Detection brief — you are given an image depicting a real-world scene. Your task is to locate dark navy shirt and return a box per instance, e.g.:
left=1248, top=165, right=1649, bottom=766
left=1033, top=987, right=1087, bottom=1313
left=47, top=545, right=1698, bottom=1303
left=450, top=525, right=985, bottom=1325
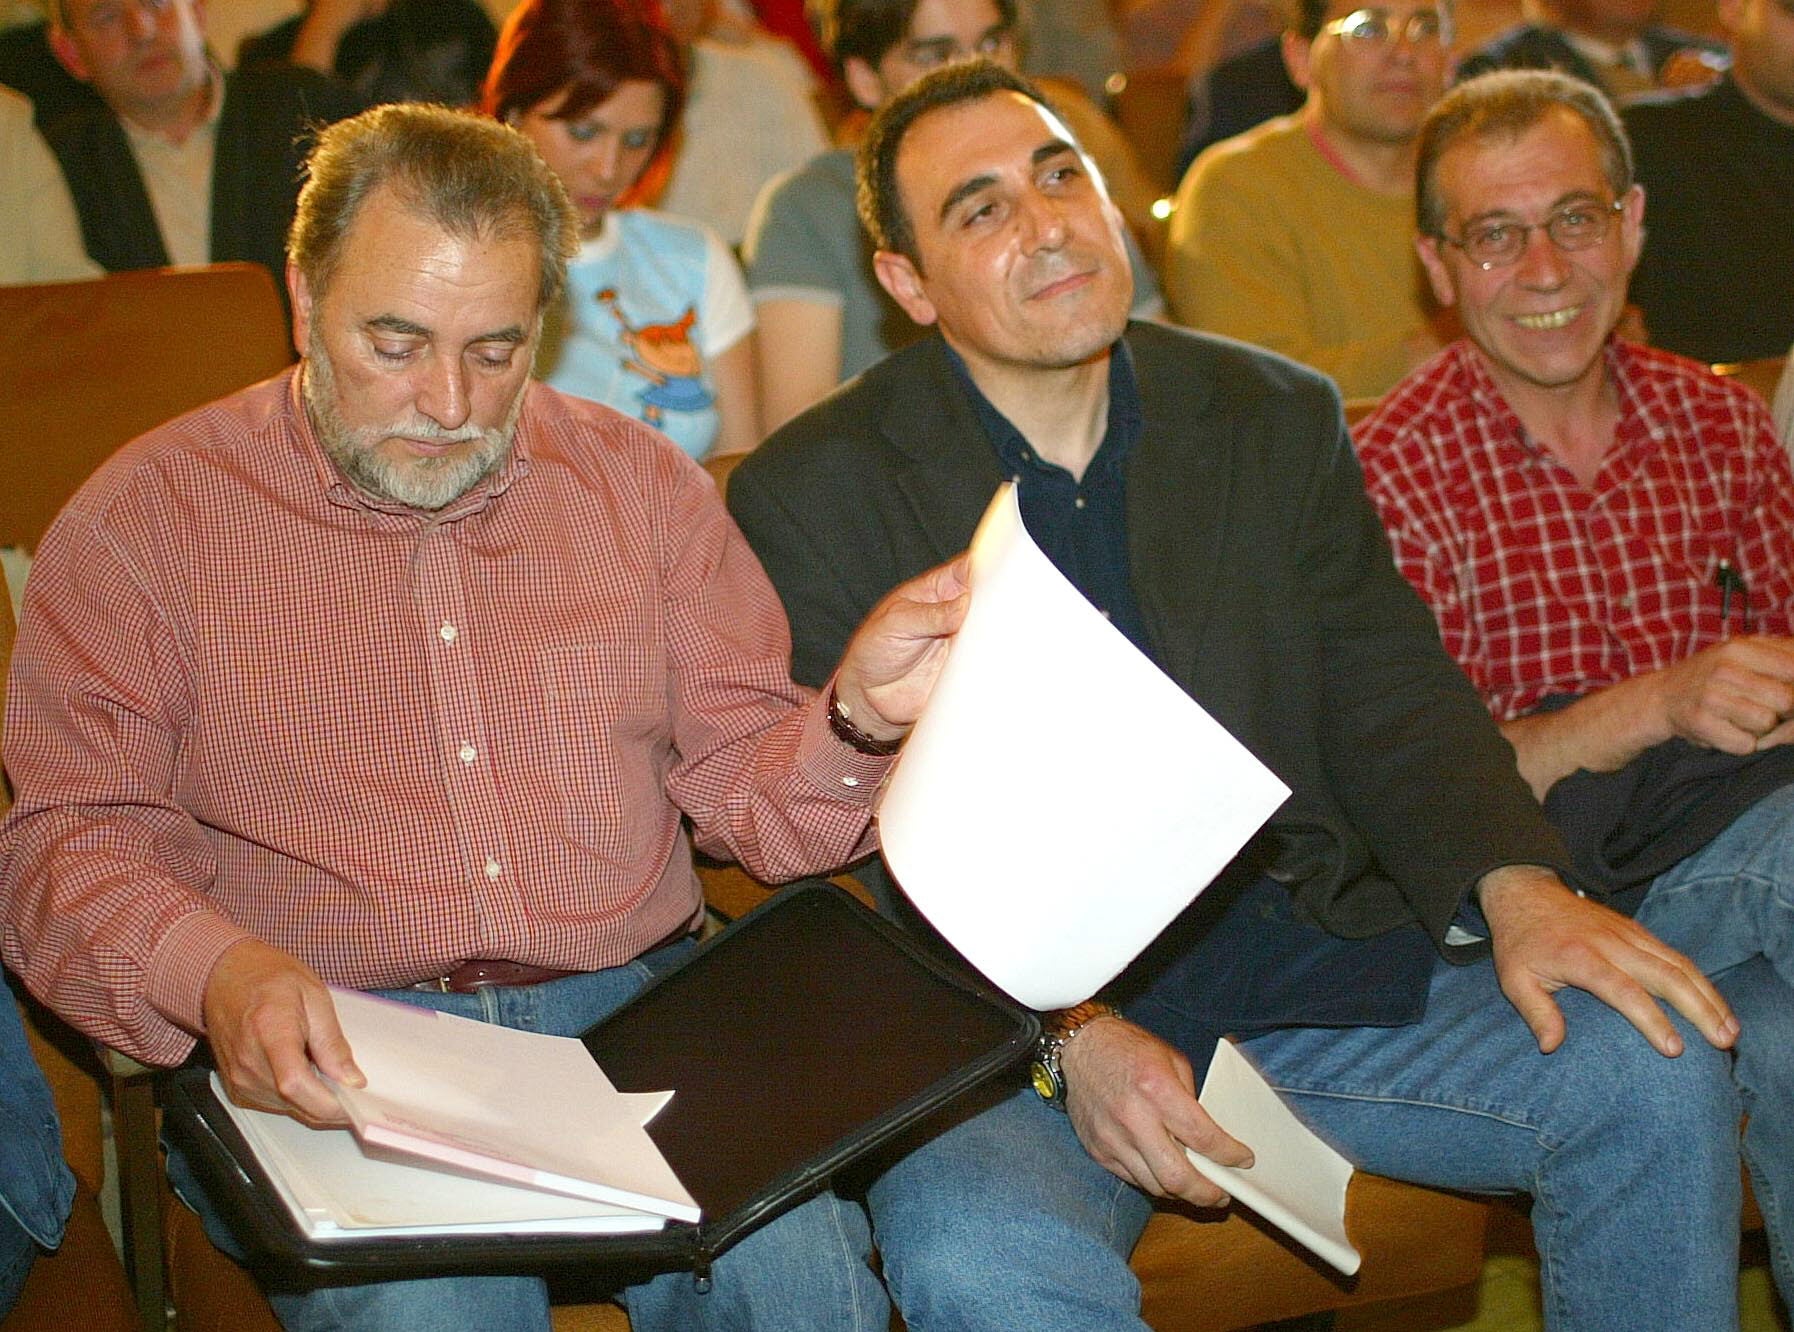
left=944, top=340, right=1149, bottom=654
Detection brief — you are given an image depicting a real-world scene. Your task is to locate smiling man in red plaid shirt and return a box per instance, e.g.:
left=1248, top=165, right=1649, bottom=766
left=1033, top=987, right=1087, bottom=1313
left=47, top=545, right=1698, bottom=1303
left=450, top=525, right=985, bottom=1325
left=0, top=102, right=967, bottom=1332
left=1355, top=68, right=1794, bottom=1308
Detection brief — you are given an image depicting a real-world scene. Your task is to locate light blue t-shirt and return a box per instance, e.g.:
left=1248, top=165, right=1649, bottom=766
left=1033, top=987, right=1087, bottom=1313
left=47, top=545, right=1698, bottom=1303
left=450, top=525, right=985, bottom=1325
left=537, top=209, right=754, bottom=460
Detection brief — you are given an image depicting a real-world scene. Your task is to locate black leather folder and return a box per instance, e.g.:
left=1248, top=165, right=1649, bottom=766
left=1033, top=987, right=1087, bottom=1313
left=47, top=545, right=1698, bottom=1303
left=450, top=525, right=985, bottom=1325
left=161, top=881, right=1038, bottom=1280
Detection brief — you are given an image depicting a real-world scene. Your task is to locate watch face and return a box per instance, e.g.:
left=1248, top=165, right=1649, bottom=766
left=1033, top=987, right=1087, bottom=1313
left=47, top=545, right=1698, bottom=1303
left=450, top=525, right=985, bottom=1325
left=1030, top=1059, right=1062, bottom=1103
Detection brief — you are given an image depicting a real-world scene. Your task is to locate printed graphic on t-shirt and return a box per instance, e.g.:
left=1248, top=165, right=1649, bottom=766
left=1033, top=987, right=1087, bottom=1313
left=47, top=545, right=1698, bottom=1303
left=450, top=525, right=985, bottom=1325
left=597, top=288, right=714, bottom=429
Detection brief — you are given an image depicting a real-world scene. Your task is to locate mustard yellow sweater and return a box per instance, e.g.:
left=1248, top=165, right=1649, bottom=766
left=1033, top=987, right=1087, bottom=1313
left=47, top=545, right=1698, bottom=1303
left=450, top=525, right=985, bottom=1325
left=1165, top=115, right=1434, bottom=401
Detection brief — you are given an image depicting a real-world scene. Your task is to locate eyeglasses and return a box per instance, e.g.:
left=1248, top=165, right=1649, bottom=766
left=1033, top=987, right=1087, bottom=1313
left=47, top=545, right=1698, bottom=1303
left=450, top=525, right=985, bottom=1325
left=1438, top=198, right=1626, bottom=270
left=1320, top=7, right=1445, bottom=44
left=73, top=0, right=173, bottom=34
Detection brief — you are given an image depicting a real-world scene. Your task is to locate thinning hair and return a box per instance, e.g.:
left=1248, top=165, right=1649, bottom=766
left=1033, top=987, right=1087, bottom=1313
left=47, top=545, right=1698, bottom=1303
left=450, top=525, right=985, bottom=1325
left=288, top=102, right=579, bottom=311
left=856, top=58, right=1054, bottom=262
left=1416, top=68, right=1633, bottom=237
left=821, top=0, right=1017, bottom=73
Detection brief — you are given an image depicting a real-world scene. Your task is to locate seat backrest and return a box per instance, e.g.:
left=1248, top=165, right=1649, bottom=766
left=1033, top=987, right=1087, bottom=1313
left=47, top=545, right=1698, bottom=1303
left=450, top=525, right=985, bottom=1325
left=0, top=263, right=294, bottom=550
left=1711, top=356, right=1787, bottom=406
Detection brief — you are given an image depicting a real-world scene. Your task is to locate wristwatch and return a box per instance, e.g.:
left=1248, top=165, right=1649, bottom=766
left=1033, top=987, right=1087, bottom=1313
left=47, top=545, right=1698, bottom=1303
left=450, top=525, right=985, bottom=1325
left=1030, top=1000, right=1119, bottom=1109
left=825, top=684, right=903, bottom=756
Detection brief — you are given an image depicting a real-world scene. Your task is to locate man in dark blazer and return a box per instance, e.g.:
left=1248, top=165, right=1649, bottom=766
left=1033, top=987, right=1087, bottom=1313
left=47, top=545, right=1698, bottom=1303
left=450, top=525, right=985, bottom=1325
left=1454, top=0, right=1723, bottom=100
left=38, top=0, right=361, bottom=284
left=728, top=60, right=1749, bottom=1331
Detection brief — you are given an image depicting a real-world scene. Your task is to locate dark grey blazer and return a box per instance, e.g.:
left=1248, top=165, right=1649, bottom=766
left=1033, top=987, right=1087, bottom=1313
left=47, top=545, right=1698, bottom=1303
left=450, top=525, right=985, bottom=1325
left=730, top=325, right=1569, bottom=1039
left=1454, top=22, right=1722, bottom=94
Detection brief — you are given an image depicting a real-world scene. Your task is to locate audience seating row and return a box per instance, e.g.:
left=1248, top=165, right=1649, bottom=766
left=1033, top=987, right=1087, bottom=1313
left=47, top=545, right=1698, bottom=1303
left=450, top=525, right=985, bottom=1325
left=7, top=263, right=1778, bottom=1332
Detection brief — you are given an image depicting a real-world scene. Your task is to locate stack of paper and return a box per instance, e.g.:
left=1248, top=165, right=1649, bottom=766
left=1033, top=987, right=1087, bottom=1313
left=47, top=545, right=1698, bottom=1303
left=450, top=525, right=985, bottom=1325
left=213, top=988, right=696, bottom=1240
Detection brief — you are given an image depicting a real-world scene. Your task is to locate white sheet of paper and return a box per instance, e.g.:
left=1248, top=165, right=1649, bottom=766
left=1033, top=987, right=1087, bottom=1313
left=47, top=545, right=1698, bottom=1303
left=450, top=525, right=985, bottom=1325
left=876, top=485, right=1291, bottom=1009
left=1188, top=1039, right=1360, bottom=1275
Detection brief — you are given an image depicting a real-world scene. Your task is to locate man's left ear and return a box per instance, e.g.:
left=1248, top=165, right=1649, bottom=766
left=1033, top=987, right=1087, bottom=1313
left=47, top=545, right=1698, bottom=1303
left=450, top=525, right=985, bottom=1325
left=1415, top=233, right=1457, bottom=309
left=1282, top=30, right=1314, bottom=91
left=286, top=260, right=313, bottom=352
left=1619, top=182, right=1646, bottom=270
left=872, top=250, right=938, bottom=328
left=47, top=21, right=92, bottom=82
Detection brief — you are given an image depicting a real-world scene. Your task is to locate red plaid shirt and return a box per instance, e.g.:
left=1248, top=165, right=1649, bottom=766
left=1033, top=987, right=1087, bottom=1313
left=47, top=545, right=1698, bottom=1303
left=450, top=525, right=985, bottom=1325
left=1, top=372, right=888, bottom=1065
left=1353, top=340, right=1794, bottom=721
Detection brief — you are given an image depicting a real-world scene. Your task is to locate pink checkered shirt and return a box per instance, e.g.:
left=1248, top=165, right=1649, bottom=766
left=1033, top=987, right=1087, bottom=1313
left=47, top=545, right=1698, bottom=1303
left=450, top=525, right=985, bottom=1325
left=1, top=372, right=888, bottom=1065
left=1352, top=340, right=1794, bottom=721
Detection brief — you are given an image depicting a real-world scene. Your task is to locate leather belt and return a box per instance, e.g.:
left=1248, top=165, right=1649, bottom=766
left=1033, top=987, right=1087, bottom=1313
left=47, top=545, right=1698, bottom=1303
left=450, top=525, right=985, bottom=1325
left=407, top=923, right=698, bottom=995
left=408, top=960, right=579, bottom=994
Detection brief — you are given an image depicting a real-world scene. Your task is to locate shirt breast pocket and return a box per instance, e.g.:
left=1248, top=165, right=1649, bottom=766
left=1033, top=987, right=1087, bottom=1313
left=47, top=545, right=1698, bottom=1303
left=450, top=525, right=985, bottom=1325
left=539, top=639, right=672, bottom=863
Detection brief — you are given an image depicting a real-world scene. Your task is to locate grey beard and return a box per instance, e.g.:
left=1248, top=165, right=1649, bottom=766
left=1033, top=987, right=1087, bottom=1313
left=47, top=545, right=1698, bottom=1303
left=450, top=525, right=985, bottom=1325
left=303, top=336, right=520, bottom=511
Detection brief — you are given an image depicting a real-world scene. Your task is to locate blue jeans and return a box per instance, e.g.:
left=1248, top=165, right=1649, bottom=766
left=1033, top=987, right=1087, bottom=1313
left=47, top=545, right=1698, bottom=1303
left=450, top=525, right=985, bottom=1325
left=167, top=946, right=889, bottom=1332
left=869, top=949, right=1743, bottom=1332
left=0, top=1210, right=35, bottom=1320
left=1630, top=781, right=1794, bottom=1308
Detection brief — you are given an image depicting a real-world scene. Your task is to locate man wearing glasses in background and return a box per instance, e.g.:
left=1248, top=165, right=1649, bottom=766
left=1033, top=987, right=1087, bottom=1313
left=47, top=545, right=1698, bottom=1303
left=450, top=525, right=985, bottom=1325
left=1356, top=68, right=1794, bottom=1312
left=1164, top=0, right=1456, bottom=399
left=31, top=0, right=360, bottom=285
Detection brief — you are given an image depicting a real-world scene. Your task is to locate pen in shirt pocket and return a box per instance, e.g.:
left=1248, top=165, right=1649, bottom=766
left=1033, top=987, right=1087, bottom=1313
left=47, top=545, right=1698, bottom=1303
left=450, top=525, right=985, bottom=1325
left=1716, top=558, right=1752, bottom=633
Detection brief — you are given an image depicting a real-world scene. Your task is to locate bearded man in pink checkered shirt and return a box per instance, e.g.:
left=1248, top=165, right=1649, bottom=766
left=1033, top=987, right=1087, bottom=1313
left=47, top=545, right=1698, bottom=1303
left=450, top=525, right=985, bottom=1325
left=1355, top=68, right=1794, bottom=1308
left=0, top=102, right=968, bottom=1332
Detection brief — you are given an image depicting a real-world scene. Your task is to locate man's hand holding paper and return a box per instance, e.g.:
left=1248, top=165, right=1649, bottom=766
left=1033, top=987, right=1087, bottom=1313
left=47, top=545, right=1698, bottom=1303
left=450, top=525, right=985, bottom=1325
left=832, top=555, right=972, bottom=742
left=1061, top=1017, right=1251, bottom=1209
left=203, top=937, right=363, bottom=1129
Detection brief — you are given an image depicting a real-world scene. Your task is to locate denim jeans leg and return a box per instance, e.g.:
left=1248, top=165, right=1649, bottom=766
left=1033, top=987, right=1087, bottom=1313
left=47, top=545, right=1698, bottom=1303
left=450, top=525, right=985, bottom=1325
left=865, top=1084, right=1156, bottom=1332
left=1707, top=955, right=1794, bottom=1308
left=1631, top=782, right=1794, bottom=1308
left=262, top=1271, right=550, bottom=1332
left=621, top=1188, right=885, bottom=1332
left=0, top=1211, right=35, bottom=1321
left=1242, top=954, right=1742, bottom=1332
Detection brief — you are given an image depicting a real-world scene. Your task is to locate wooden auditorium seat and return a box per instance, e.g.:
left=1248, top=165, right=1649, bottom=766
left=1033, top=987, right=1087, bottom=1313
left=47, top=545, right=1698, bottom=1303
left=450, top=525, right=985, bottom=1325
left=1712, top=356, right=1788, bottom=406
left=0, top=263, right=293, bottom=551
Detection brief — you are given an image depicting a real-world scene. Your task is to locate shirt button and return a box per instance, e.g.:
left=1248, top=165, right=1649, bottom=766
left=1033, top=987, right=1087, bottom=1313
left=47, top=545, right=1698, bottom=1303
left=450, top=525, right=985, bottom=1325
left=484, top=858, right=502, bottom=880
left=459, top=742, right=477, bottom=765
left=1618, top=594, right=1636, bottom=610
left=439, top=622, right=458, bottom=643
left=841, top=776, right=860, bottom=788
left=1074, top=496, right=1086, bottom=510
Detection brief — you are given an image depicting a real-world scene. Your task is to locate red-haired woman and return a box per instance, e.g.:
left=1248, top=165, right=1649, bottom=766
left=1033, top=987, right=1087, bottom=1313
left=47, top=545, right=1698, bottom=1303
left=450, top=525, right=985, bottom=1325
left=483, top=0, right=760, bottom=458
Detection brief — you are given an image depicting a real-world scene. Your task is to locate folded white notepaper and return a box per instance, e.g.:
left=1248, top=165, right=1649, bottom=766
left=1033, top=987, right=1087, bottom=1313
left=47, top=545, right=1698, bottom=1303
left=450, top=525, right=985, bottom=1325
left=210, top=987, right=699, bottom=1239
left=876, top=485, right=1291, bottom=1010
left=1189, top=1039, right=1360, bottom=1275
